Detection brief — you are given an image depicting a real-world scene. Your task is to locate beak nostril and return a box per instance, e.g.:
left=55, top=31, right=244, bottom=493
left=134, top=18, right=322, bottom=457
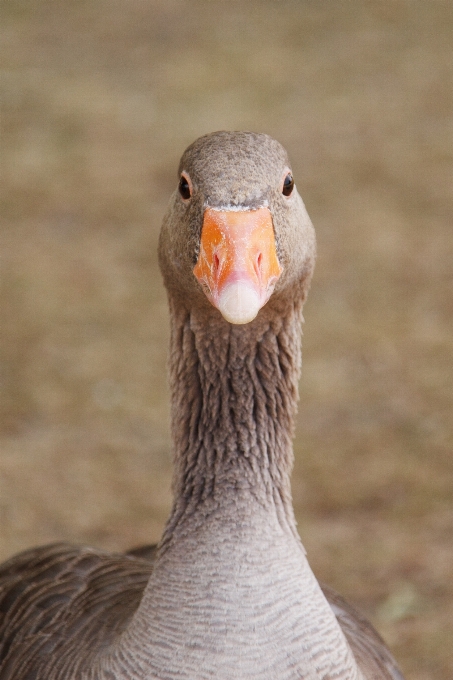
left=257, top=253, right=263, bottom=271
left=213, top=253, right=220, bottom=273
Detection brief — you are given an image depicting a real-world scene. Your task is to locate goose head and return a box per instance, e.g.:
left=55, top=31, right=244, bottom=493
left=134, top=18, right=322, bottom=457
left=159, top=131, right=316, bottom=324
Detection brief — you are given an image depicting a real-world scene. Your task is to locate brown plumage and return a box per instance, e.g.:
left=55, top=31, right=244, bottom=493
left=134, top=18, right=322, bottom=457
left=0, top=132, right=405, bottom=680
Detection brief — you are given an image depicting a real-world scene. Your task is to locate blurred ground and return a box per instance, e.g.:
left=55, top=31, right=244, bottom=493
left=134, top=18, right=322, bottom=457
left=1, top=1, right=452, bottom=677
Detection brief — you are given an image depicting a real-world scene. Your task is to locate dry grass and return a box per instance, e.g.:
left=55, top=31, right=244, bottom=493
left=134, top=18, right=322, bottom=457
left=1, top=1, right=452, bottom=677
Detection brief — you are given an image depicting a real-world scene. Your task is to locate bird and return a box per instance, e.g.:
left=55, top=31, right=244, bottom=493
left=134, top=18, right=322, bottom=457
left=0, top=131, right=405, bottom=680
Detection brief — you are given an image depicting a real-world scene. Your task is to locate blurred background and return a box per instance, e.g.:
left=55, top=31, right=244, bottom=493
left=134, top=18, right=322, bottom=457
left=1, top=1, right=452, bottom=677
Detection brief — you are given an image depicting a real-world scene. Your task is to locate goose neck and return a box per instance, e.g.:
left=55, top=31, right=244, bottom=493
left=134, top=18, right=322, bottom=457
left=161, top=298, right=304, bottom=548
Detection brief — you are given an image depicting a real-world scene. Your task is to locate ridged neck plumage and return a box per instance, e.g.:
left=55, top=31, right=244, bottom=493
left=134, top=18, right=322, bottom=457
left=159, top=292, right=304, bottom=553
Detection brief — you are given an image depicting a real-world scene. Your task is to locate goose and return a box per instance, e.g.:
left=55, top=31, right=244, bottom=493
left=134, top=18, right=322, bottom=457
left=0, top=131, right=405, bottom=680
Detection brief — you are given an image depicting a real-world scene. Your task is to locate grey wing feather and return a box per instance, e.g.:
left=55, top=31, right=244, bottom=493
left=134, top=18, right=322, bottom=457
left=0, top=543, right=153, bottom=680
left=126, top=544, right=158, bottom=561
left=321, top=583, right=405, bottom=680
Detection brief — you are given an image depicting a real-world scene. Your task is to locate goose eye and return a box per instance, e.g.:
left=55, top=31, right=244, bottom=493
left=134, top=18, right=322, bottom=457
left=282, top=173, right=294, bottom=196
left=282, top=173, right=294, bottom=197
left=179, top=175, right=191, bottom=200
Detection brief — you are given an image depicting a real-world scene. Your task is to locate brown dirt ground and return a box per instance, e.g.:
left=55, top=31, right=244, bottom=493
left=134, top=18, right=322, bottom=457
left=1, top=1, right=452, bottom=677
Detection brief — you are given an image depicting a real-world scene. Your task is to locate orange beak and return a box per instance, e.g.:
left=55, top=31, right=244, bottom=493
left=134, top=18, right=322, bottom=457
left=193, top=207, right=283, bottom=324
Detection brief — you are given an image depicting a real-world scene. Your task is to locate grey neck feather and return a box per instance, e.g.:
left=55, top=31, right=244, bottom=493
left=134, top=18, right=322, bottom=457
left=98, top=294, right=363, bottom=680
left=160, top=296, right=303, bottom=549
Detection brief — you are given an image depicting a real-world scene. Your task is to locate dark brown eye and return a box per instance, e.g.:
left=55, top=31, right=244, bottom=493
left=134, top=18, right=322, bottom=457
left=179, top=174, right=191, bottom=200
left=282, top=173, right=294, bottom=197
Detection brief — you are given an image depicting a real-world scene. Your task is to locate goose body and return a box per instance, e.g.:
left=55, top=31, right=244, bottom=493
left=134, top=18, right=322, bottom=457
left=0, top=132, right=405, bottom=680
